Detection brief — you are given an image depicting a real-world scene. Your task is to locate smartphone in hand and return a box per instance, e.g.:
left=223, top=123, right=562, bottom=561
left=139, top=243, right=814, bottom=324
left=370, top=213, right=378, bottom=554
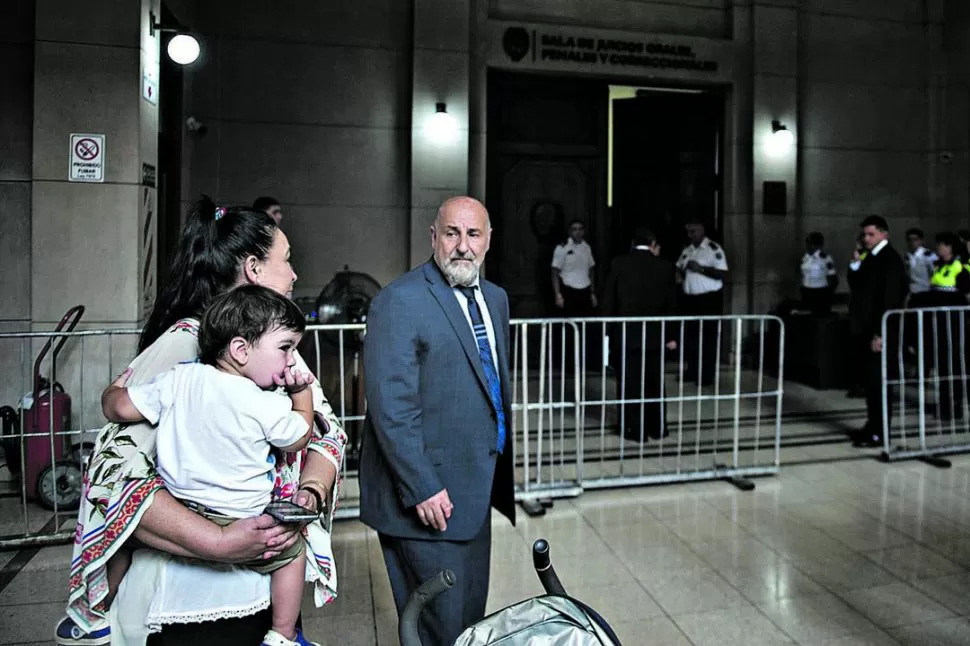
left=264, top=499, right=320, bottom=526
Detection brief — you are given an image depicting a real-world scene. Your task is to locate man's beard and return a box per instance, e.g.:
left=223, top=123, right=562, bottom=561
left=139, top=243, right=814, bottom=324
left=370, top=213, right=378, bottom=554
left=439, top=254, right=480, bottom=286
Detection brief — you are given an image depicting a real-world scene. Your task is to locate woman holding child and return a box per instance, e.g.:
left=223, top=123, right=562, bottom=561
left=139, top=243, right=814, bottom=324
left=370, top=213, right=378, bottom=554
left=56, top=197, right=347, bottom=646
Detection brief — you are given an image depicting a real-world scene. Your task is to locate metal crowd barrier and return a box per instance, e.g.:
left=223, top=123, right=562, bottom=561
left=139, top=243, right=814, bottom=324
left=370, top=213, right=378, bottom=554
left=0, top=326, right=141, bottom=548
left=570, top=316, right=784, bottom=494
left=881, top=306, right=970, bottom=464
left=0, top=315, right=784, bottom=549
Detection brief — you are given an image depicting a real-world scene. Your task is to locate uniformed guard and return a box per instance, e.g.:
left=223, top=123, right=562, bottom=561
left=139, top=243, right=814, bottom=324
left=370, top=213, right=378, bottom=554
left=800, top=232, right=838, bottom=315
left=925, top=232, right=970, bottom=422
left=904, top=227, right=937, bottom=308
left=676, top=217, right=728, bottom=386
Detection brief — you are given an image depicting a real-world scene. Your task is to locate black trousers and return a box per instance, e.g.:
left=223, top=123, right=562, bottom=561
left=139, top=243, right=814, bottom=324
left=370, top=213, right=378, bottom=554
left=379, top=519, right=492, bottom=646
left=559, top=285, right=598, bottom=367
left=847, top=334, right=870, bottom=392
left=147, top=609, right=281, bottom=646
left=682, top=291, right=723, bottom=385
left=615, top=348, right=667, bottom=440
left=863, top=338, right=896, bottom=439
left=800, top=286, right=832, bottom=316
left=560, top=285, right=594, bottom=318
left=930, top=309, right=967, bottom=421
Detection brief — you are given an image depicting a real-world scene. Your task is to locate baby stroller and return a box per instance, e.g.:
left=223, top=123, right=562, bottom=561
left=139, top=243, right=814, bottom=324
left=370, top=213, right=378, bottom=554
left=399, top=539, right=622, bottom=646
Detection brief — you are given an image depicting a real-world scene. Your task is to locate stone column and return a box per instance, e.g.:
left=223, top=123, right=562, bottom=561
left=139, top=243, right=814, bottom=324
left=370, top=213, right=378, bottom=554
left=750, top=0, right=800, bottom=314
left=31, top=0, right=160, bottom=329
left=409, top=0, right=472, bottom=267
left=30, top=0, right=160, bottom=423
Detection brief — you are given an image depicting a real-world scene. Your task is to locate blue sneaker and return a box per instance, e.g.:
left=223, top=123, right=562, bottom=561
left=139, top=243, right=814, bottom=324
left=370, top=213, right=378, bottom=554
left=261, top=629, right=320, bottom=646
left=54, top=616, right=111, bottom=646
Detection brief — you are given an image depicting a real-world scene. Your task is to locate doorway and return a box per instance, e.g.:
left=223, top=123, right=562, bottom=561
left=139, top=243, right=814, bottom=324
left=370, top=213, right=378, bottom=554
left=610, top=87, right=724, bottom=266
left=485, top=72, right=724, bottom=318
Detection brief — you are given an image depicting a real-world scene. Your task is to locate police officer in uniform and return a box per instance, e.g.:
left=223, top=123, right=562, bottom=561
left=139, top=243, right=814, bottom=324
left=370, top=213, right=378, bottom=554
left=925, top=232, right=970, bottom=422
left=904, top=228, right=937, bottom=307
left=676, top=217, right=728, bottom=386
left=800, top=232, right=838, bottom=316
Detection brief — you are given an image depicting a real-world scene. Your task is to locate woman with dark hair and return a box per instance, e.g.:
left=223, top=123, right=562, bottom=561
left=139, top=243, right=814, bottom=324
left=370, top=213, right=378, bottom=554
left=57, top=197, right=346, bottom=646
left=924, top=231, right=970, bottom=422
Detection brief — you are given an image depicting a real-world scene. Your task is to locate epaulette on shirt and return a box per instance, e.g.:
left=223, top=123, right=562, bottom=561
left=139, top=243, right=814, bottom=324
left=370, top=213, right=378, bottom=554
left=708, top=241, right=720, bottom=251
left=819, top=251, right=828, bottom=259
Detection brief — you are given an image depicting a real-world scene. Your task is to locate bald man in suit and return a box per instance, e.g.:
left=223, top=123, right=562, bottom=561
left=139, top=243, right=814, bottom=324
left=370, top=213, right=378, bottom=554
left=359, top=197, right=515, bottom=644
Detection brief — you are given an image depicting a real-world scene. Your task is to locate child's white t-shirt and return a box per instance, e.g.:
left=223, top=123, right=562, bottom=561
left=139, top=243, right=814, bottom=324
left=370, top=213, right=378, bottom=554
left=126, top=362, right=309, bottom=518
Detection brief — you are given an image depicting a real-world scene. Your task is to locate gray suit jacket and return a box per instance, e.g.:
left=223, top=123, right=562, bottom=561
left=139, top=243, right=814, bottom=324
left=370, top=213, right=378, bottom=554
left=359, top=260, right=516, bottom=541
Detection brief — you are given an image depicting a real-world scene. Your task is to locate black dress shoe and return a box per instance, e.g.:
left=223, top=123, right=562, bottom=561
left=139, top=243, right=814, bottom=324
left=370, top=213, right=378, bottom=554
left=851, top=431, right=883, bottom=448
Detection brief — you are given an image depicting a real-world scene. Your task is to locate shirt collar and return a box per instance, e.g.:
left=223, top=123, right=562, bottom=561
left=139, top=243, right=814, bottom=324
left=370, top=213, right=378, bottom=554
left=692, top=236, right=710, bottom=249
left=871, top=239, right=889, bottom=256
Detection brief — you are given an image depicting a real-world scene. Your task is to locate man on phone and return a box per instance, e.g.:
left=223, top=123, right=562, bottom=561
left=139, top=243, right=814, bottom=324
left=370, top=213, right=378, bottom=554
left=847, top=215, right=907, bottom=447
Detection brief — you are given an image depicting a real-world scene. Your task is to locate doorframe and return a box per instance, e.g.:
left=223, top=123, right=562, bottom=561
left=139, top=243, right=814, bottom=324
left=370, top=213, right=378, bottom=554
left=478, top=69, right=737, bottom=312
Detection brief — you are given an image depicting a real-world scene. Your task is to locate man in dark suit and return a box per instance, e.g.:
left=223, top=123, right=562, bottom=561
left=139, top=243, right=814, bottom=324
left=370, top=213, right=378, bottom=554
left=602, top=228, right=679, bottom=441
left=847, top=214, right=907, bottom=447
left=359, top=196, right=515, bottom=644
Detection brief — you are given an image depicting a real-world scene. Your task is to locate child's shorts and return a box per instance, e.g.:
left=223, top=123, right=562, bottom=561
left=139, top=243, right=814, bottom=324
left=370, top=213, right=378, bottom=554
left=180, top=499, right=306, bottom=575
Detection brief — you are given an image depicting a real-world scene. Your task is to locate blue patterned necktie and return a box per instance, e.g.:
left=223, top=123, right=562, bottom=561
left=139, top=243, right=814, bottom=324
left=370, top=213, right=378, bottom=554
left=458, top=286, right=506, bottom=453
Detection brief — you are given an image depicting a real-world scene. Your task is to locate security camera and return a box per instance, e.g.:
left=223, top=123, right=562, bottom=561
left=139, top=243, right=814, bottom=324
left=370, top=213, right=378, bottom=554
left=186, top=116, right=207, bottom=136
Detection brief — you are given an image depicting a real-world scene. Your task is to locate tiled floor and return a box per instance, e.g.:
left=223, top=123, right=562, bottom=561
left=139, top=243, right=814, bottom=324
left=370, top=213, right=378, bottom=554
left=5, top=455, right=970, bottom=644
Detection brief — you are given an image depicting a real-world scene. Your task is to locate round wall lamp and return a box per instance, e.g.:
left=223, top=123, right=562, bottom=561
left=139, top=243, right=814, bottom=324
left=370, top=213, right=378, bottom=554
left=766, top=120, right=795, bottom=157
left=150, top=10, right=201, bottom=65
left=425, top=102, right=459, bottom=145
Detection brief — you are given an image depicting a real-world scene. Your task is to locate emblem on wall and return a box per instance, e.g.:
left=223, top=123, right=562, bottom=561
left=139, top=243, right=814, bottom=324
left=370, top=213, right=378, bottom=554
left=503, top=27, right=530, bottom=62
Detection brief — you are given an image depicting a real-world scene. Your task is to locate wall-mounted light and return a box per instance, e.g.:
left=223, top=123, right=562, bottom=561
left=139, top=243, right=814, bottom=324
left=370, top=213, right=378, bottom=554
left=150, top=10, right=200, bottom=65
left=765, top=120, right=795, bottom=158
left=425, top=102, right=458, bottom=145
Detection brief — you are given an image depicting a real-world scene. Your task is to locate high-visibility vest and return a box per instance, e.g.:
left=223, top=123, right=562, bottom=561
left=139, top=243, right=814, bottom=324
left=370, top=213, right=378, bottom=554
left=931, top=259, right=964, bottom=291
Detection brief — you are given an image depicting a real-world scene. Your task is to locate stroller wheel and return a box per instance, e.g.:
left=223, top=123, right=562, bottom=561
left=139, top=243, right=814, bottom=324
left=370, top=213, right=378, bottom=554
left=37, top=460, right=83, bottom=511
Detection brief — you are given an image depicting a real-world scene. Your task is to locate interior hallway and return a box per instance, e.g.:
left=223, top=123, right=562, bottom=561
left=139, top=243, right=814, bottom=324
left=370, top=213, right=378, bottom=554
left=4, top=452, right=970, bottom=645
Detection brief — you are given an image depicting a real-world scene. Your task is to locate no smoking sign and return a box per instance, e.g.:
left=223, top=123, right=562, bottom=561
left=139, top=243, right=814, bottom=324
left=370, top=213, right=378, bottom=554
left=70, top=133, right=105, bottom=182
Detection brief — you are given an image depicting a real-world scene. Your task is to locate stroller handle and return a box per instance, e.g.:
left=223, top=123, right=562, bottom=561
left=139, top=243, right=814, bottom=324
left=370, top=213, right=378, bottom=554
left=399, top=569, right=456, bottom=646
left=532, top=538, right=567, bottom=596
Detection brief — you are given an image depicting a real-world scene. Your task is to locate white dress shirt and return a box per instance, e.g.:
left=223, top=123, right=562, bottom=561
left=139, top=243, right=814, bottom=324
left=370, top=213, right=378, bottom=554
left=851, top=239, right=889, bottom=272
left=450, top=276, right=499, bottom=369
left=551, top=239, right=596, bottom=290
left=906, top=246, right=937, bottom=294
left=801, top=250, right=837, bottom=289
left=677, top=237, right=729, bottom=295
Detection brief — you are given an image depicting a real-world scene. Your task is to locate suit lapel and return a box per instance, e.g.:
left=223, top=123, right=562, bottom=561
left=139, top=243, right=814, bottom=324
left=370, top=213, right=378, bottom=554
left=423, top=262, right=490, bottom=394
